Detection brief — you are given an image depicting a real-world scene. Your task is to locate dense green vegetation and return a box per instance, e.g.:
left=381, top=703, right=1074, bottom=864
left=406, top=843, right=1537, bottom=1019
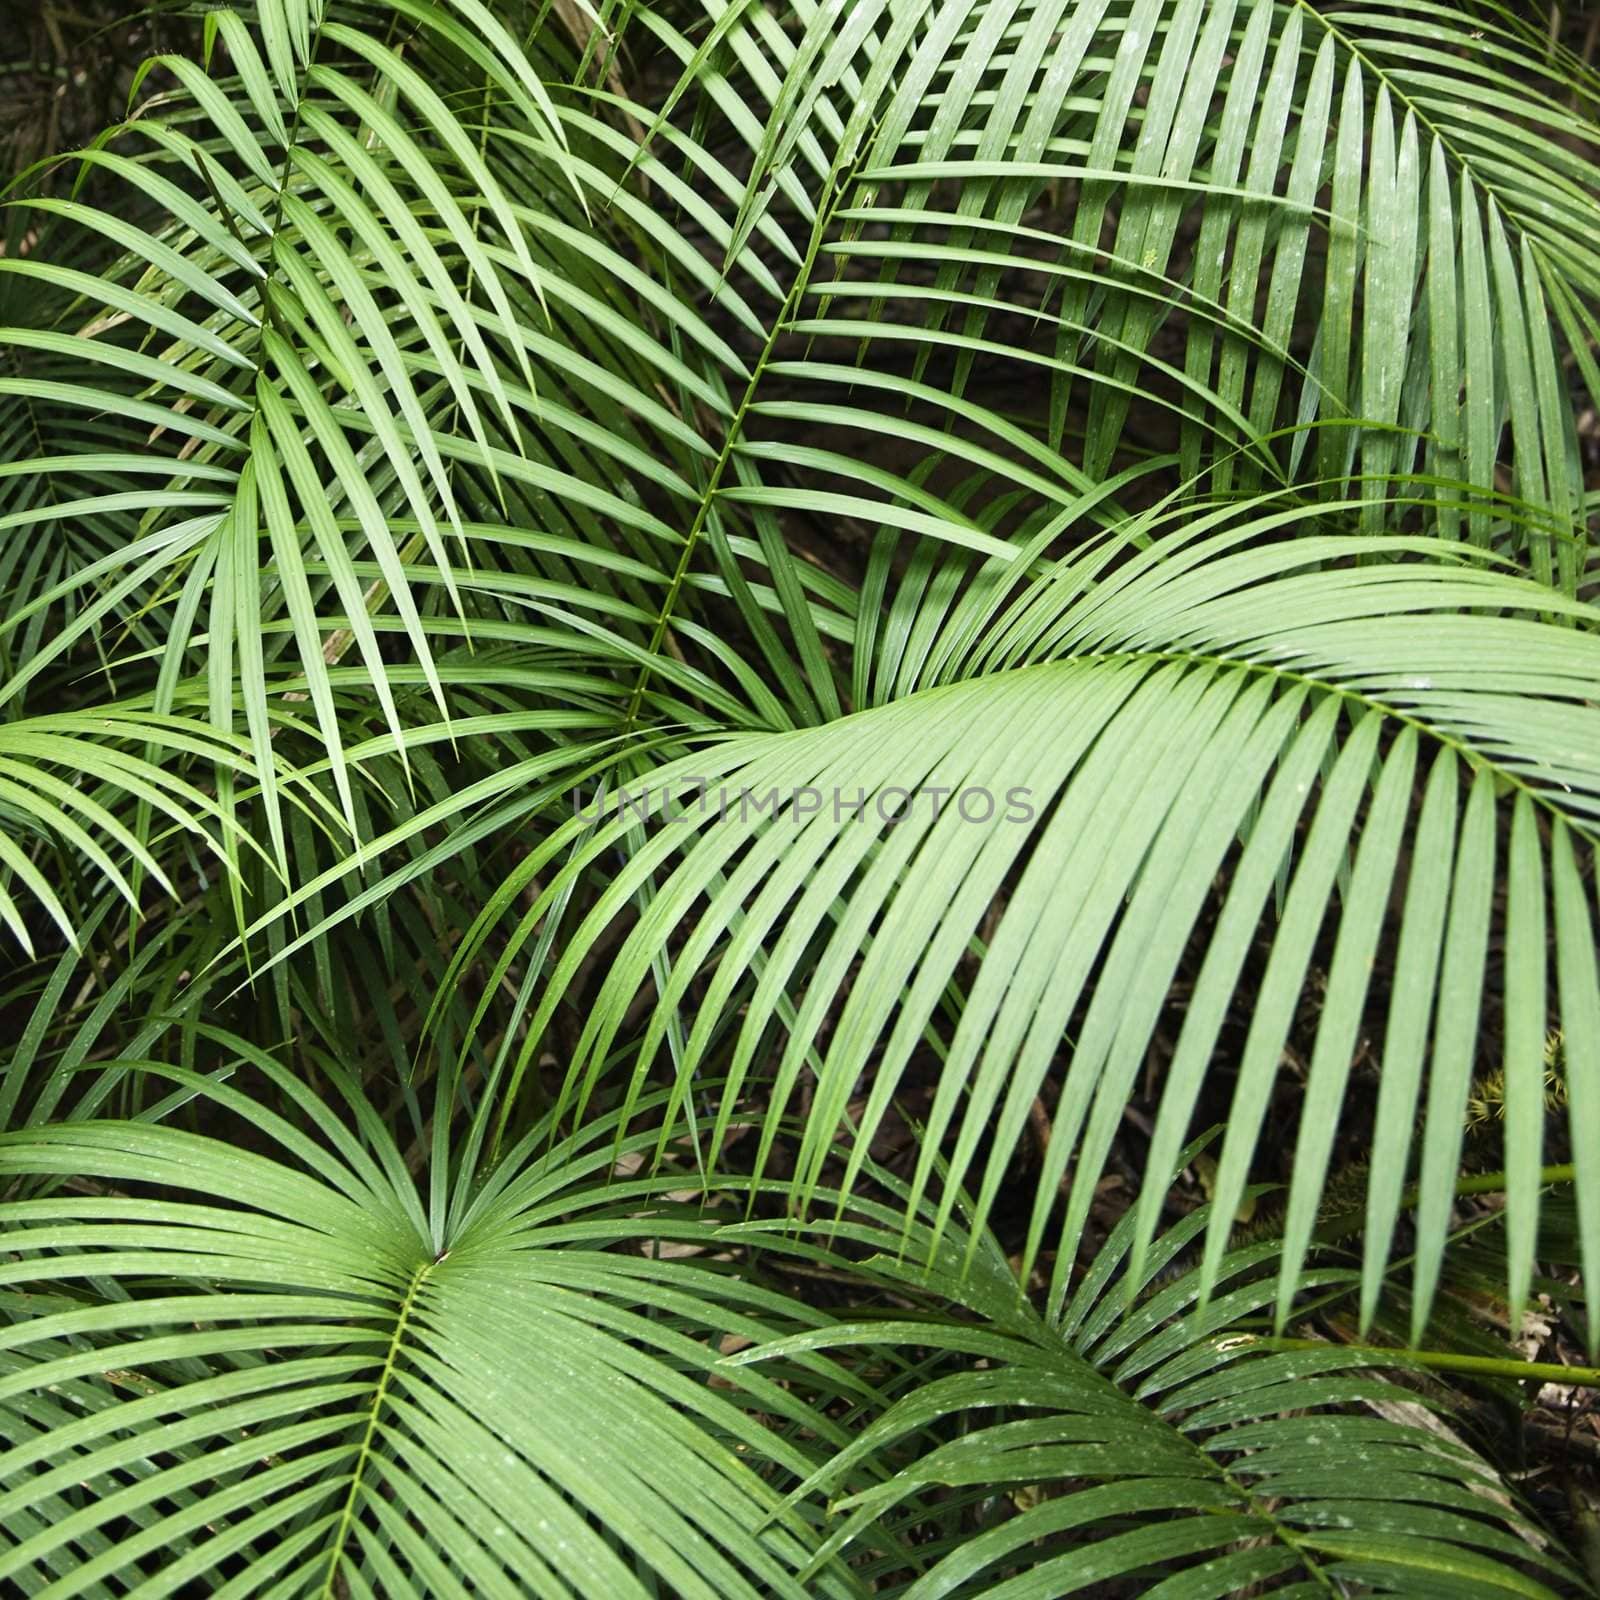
left=2, top=0, right=1599, bottom=1592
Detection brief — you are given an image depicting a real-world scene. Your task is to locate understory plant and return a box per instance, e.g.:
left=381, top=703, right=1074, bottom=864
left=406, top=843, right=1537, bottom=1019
left=1, top=0, right=1599, bottom=1592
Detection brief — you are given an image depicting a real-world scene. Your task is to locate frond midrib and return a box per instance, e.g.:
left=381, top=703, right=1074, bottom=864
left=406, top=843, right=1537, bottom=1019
left=619, top=124, right=873, bottom=731
left=317, top=1250, right=434, bottom=1598
left=944, top=639, right=1600, bottom=841
left=1295, top=0, right=1589, bottom=268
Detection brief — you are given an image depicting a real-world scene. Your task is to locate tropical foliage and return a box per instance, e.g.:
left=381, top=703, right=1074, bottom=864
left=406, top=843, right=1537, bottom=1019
left=1, top=0, right=1598, bottom=1591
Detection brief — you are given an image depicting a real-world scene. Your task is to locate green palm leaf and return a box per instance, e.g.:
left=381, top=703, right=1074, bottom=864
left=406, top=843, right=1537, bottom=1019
left=0, top=1069, right=869, bottom=1598
left=725, top=1164, right=1581, bottom=1598
left=0, top=709, right=257, bottom=954
left=443, top=517, right=1600, bottom=1336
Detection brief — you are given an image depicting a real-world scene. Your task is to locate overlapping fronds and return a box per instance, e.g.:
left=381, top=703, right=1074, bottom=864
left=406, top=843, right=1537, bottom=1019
left=0, top=0, right=1597, bottom=1588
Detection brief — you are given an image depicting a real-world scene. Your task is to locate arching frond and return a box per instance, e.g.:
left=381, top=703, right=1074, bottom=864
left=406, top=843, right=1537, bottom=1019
left=443, top=520, right=1600, bottom=1337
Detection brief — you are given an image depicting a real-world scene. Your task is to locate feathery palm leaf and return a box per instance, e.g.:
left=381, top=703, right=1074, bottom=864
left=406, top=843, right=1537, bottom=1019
left=430, top=516, right=1600, bottom=1340
left=726, top=1166, right=1583, bottom=1598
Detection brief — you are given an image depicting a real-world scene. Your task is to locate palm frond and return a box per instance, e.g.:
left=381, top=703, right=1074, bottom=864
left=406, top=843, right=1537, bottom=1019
left=437, top=516, right=1600, bottom=1335
left=0, top=1069, right=870, bottom=1598
left=728, top=1166, right=1580, bottom=1599
left=647, top=0, right=1599, bottom=584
